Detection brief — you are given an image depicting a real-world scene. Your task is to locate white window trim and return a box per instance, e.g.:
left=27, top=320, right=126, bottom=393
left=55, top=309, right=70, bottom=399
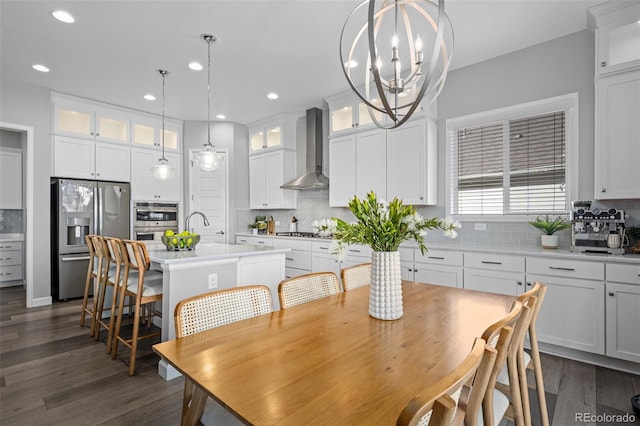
left=445, top=92, right=579, bottom=222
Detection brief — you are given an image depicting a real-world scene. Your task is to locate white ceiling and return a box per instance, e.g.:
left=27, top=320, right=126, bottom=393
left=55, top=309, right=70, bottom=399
left=1, top=0, right=600, bottom=125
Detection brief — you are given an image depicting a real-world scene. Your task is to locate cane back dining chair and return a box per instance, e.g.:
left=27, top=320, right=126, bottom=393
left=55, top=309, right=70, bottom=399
left=397, top=337, right=496, bottom=426
left=174, top=285, right=273, bottom=426
left=341, top=262, right=371, bottom=291
left=496, top=281, right=549, bottom=426
left=111, top=239, right=163, bottom=376
left=277, top=271, right=340, bottom=309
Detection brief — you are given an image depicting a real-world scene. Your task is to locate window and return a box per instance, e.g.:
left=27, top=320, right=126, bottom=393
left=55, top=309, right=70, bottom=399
left=447, top=94, right=578, bottom=219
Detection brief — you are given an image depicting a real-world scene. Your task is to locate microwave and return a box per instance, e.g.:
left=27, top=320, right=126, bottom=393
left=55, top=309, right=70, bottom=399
left=133, top=202, right=179, bottom=240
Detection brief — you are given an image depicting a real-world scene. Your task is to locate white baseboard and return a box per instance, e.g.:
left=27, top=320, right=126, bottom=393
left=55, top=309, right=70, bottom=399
left=538, top=342, right=640, bottom=375
left=30, top=296, right=52, bottom=307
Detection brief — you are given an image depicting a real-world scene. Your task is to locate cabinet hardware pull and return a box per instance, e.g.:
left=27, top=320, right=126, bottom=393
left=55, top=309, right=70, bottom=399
left=0, top=272, right=11, bottom=276
left=549, top=266, right=575, bottom=271
left=517, top=281, right=523, bottom=285
left=348, top=249, right=361, bottom=253
left=319, top=247, right=328, bottom=250
left=608, top=291, right=614, bottom=296
left=481, top=261, right=502, bottom=265
left=408, top=268, right=413, bottom=272
left=601, top=187, right=606, bottom=192
left=0, top=258, right=10, bottom=261
left=428, top=256, right=445, bottom=260
left=285, top=257, right=294, bottom=261
left=601, top=61, right=607, bottom=67
left=257, top=241, right=265, bottom=244
left=527, top=282, right=532, bottom=286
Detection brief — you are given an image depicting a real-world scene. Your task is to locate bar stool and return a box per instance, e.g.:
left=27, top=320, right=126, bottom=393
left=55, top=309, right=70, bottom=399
left=79, top=234, right=98, bottom=332
left=111, top=239, right=163, bottom=376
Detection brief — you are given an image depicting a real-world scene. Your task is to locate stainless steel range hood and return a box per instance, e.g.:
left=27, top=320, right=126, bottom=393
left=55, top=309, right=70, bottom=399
left=280, top=108, right=329, bottom=190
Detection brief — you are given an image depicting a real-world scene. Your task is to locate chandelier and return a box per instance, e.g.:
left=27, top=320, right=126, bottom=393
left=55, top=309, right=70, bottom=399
left=340, top=0, right=454, bottom=129
left=194, top=34, right=224, bottom=172
left=151, top=69, right=176, bottom=181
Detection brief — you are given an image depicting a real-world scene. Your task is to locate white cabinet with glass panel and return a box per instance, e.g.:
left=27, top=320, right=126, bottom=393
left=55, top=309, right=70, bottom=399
left=589, top=2, right=640, bottom=77
left=52, top=94, right=130, bottom=144
left=248, top=114, right=296, bottom=153
left=53, top=136, right=130, bottom=182
left=131, top=114, right=181, bottom=152
left=326, top=91, right=386, bottom=136
left=130, top=148, right=181, bottom=201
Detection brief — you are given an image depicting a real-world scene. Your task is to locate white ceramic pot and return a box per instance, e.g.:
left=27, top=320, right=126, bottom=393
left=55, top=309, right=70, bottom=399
left=252, top=228, right=258, bottom=235
left=369, top=251, right=403, bottom=320
left=541, top=234, right=558, bottom=249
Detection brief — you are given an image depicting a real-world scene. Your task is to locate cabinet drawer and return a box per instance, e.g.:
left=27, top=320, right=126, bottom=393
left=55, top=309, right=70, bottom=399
left=235, top=236, right=273, bottom=247
left=527, top=257, right=604, bottom=280
left=0, top=242, right=22, bottom=251
left=607, top=263, right=640, bottom=285
left=399, top=247, right=414, bottom=262
left=312, top=240, right=337, bottom=253
left=284, top=250, right=312, bottom=270
left=0, top=249, right=22, bottom=267
left=285, top=266, right=311, bottom=280
left=272, top=238, right=313, bottom=251
left=416, top=250, right=463, bottom=267
left=464, top=252, right=525, bottom=273
left=0, top=265, right=23, bottom=282
left=344, top=244, right=372, bottom=258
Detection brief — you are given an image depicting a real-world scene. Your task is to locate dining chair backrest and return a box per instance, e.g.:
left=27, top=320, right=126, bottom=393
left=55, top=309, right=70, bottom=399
left=397, top=337, right=493, bottom=426
left=277, top=272, right=340, bottom=309
left=341, top=263, right=371, bottom=291
left=175, top=285, right=273, bottom=338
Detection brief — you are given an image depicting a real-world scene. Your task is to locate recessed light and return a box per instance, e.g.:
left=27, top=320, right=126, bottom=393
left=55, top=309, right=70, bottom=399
left=32, top=64, right=50, bottom=73
left=267, top=92, right=279, bottom=100
left=51, top=10, right=75, bottom=23
left=345, top=60, right=358, bottom=68
left=216, top=114, right=226, bottom=119
left=144, top=94, right=156, bottom=101
left=188, top=62, right=203, bottom=71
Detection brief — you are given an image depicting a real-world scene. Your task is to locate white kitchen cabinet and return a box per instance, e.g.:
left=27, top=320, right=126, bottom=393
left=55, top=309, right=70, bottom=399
left=325, top=91, right=385, bottom=136
left=329, top=134, right=356, bottom=207
left=413, top=249, right=463, bottom=288
left=594, top=69, right=640, bottom=200
left=0, top=241, right=23, bottom=285
left=54, top=136, right=130, bottom=182
left=235, top=235, right=273, bottom=248
left=463, top=252, right=525, bottom=296
left=248, top=114, right=296, bottom=153
left=131, top=115, right=181, bottom=152
left=249, top=150, right=297, bottom=209
left=130, top=148, right=180, bottom=201
left=0, top=148, right=22, bottom=209
left=605, top=263, right=640, bottom=363
left=590, top=1, right=640, bottom=77
left=53, top=97, right=130, bottom=144
left=272, top=238, right=313, bottom=279
left=311, top=240, right=341, bottom=277
left=387, top=118, right=437, bottom=205
left=527, top=257, right=605, bottom=355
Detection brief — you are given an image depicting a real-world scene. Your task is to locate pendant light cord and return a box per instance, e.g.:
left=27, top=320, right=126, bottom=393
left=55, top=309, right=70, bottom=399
left=207, top=37, right=212, bottom=145
left=161, top=70, right=166, bottom=159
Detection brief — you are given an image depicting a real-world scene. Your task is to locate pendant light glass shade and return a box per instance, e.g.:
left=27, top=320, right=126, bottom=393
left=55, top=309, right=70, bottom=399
left=340, top=0, right=454, bottom=129
left=195, top=34, right=223, bottom=172
left=151, top=69, right=175, bottom=181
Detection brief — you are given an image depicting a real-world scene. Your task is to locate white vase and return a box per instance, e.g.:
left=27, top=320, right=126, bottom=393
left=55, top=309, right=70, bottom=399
left=369, top=251, right=403, bottom=320
left=541, top=234, right=558, bottom=249
left=252, top=228, right=258, bottom=235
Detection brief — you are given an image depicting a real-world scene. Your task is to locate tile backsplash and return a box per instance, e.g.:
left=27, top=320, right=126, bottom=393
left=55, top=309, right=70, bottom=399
left=0, top=209, right=23, bottom=233
left=236, top=191, right=640, bottom=250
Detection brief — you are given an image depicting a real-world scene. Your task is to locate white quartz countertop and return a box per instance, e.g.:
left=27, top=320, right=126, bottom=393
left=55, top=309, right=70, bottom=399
left=148, top=242, right=290, bottom=265
left=0, top=233, right=24, bottom=243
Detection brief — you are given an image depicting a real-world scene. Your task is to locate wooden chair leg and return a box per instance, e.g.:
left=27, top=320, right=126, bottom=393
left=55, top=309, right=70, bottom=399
left=517, top=345, right=532, bottom=426
left=105, top=283, right=120, bottom=354
left=111, top=284, right=128, bottom=359
left=128, top=301, right=142, bottom=376
left=530, top=330, right=549, bottom=426
left=507, top=354, right=525, bottom=426
left=94, top=276, right=108, bottom=341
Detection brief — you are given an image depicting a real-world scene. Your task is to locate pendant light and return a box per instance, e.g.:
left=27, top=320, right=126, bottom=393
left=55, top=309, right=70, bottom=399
left=195, top=34, right=223, bottom=172
left=151, top=69, right=175, bottom=181
left=340, top=0, right=454, bottom=129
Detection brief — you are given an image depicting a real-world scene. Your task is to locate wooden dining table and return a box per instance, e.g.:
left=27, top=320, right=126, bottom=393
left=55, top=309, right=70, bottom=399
left=152, top=281, right=516, bottom=425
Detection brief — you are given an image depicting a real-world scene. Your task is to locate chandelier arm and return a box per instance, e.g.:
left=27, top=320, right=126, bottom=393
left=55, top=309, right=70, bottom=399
left=368, top=0, right=398, bottom=123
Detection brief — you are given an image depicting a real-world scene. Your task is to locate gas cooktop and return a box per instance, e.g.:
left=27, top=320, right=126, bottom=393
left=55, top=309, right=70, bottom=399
left=276, top=231, right=328, bottom=238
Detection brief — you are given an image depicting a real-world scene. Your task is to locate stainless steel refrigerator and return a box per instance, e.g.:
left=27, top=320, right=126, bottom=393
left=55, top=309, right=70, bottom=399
left=51, top=178, right=130, bottom=300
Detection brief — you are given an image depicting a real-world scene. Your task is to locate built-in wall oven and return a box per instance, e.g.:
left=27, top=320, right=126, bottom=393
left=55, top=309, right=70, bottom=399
left=133, top=202, right=179, bottom=241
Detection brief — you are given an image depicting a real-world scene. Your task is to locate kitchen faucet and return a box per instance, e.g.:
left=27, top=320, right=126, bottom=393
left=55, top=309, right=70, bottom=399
left=185, top=211, right=210, bottom=233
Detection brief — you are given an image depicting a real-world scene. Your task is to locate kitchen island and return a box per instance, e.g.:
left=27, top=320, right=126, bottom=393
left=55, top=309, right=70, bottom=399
left=147, top=242, right=290, bottom=380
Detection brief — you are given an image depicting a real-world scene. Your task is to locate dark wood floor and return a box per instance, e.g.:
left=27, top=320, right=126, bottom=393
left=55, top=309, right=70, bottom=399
left=1, top=285, right=638, bottom=425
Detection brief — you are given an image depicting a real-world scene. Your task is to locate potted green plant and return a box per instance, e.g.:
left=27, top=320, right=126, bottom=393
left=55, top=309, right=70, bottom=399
left=248, top=221, right=267, bottom=235
left=333, top=191, right=460, bottom=320
left=528, top=215, right=571, bottom=249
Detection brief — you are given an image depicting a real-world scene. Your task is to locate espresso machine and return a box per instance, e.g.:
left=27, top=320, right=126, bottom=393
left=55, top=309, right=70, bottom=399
left=570, top=202, right=626, bottom=255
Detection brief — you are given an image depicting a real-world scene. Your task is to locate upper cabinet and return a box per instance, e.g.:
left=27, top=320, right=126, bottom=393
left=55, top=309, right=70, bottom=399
left=53, top=136, right=130, bottom=182
left=130, top=148, right=181, bottom=201
left=326, top=91, right=385, bottom=136
left=131, top=115, right=182, bottom=153
left=248, top=114, right=296, bottom=153
left=590, top=3, right=640, bottom=200
left=52, top=94, right=130, bottom=144
left=590, top=2, right=640, bottom=77
left=0, top=148, right=22, bottom=209
left=249, top=150, right=297, bottom=209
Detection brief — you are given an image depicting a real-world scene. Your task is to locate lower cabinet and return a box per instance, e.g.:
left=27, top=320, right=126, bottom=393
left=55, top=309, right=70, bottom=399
left=526, top=257, right=605, bottom=355
left=0, top=241, right=23, bottom=286
left=311, top=241, right=341, bottom=277
left=272, top=238, right=312, bottom=279
left=413, top=250, right=463, bottom=288
left=463, top=253, right=525, bottom=296
left=235, top=235, right=273, bottom=248
left=605, top=263, right=640, bottom=363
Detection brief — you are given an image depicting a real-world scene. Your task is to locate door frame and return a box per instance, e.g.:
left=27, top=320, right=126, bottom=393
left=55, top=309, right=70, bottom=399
left=187, top=148, right=230, bottom=243
left=0, top=122, right=37, bottom=307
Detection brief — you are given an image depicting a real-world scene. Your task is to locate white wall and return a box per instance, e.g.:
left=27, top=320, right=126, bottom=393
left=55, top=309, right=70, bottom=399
left=0, top=76, right=51, bottom=299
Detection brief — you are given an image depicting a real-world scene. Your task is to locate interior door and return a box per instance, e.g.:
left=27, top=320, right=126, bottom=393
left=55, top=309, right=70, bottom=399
left=189, top=150, right=227, bottom=243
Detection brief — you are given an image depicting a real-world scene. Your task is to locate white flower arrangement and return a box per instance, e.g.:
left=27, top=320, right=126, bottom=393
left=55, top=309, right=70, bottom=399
left=312, top=218, right=337, bottom=237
